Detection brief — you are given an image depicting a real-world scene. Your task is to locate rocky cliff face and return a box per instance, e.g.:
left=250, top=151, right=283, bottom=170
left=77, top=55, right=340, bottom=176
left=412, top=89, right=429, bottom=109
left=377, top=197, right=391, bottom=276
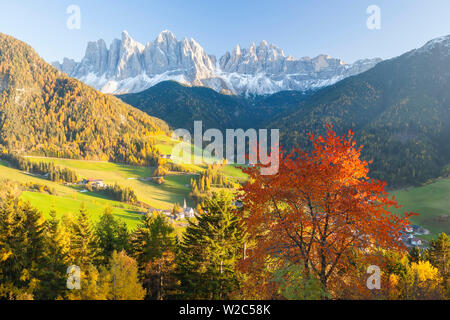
left=53, top=30, right=381, bottom=95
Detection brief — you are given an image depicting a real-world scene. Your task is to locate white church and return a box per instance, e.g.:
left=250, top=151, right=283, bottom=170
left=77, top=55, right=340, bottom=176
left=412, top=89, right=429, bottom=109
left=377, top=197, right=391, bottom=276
left=182, top=199, right=195, bottom=219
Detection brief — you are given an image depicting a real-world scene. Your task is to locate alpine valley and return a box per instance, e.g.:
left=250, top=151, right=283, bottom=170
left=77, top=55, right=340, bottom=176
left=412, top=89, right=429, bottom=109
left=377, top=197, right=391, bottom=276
left=2, top=0, right=450, bottom=302
left=1, top=30, right=449, bottom=237
left=116, top=34, right=450, bottom=188
left=0, top=26, right=450, bottom=301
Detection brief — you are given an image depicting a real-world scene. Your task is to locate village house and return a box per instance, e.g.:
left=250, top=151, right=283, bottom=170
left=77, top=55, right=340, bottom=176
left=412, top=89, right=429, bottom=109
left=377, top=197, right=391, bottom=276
left=149, top=209, right=177, bottom=221
left=401, top=226, right=426, bottom=248
left=148, top=200, right=196, bottom=222
left=177, top=212, right=185, bottom=220
left=410, top=238, right=423, bottom=247
left=82, top=179, right=106, bottom=188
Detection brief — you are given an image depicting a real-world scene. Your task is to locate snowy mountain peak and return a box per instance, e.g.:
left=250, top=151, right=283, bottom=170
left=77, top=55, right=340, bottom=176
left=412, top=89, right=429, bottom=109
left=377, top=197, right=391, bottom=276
left=121, top=31, right=144, bottom=52
left=233, top=44, right=242, bottom=56
left=156, top=30, right=177, bottom=43
left=414, top=34, right=450, bottom=55
left=122, top=30, right=131, bottom=39
left=53, top=30, right=381, bottom=95
left=424, top=35, right=450, bottom=47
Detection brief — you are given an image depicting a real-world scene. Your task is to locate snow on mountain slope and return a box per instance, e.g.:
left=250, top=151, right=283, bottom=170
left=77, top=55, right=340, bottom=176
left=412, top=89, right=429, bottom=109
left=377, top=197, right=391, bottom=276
left=53, top=30, right=381, bottom=95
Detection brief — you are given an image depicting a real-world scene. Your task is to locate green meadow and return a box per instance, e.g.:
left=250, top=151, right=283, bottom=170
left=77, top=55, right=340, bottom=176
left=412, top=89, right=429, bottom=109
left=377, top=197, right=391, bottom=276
left=20, top=191, right=143, bottom=229
left=0, top=160, right=143, bottom=229
left=221, top=164, right=248, bottom=182
left=392, top=178, right=450, bottom=239
left=24, top=157, right=195, bottom=210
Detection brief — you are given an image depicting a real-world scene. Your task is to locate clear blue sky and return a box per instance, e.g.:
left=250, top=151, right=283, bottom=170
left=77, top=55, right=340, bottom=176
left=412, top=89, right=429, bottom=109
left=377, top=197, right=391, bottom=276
left=1, top=0, right=450, bottom=63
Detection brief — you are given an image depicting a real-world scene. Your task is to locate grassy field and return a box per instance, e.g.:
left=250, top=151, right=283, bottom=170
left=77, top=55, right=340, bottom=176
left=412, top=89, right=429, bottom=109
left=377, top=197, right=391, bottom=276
left=154, top=135, right=209, bottom=171
left=20, top=191, right=143, bottom=229
left=0, top=160, right=144, bottom=229
left=392, top=178, right=450, bottom=239
left=25, top=157, right=195, bottom=210
left=154, top=135, right=246, bottom=175
left=222, top=164, right=248, bottom=182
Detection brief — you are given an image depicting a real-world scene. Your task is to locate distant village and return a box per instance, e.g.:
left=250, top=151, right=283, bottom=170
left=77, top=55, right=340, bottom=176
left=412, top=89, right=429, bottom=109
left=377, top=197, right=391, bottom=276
left=148, top=199, right=196, bottom=222
left=78, top=178, right=197, bottom=221
left=401, top=224, right=431, bottom=249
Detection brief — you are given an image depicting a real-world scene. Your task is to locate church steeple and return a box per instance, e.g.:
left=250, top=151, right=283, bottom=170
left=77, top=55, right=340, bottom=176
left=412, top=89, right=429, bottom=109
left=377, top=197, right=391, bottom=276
left=183, top=198, right=187, bottom=209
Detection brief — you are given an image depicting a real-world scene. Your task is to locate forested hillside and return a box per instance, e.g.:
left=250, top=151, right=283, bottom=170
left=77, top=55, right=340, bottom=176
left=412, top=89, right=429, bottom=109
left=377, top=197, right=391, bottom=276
left=0, top=33, right=170, bottom=166
left=118, top=81, right=312, bottom=132
left=118, top=81, right=251, bottom=132
left=267, top=37, right=450, bottom=186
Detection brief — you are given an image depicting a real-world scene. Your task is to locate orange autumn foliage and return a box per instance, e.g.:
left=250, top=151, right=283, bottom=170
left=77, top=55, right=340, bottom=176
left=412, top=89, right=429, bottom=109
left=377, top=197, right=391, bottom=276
left=239, top=125, right=415, bottom=290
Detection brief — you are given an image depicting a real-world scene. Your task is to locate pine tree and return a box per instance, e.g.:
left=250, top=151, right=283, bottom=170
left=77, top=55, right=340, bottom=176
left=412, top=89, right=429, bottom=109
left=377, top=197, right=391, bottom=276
left=177, top=191, right=245, bottom=299
left=0, top=193, right=28, bottom=296
left=0, top=192, right=45, bottom=299
left=36, top=206, right=71, bottom=300
left=95, top=207, right=129, bottom=265
left=130, top=213, right=175, bottom=275
left=70, top=204, right=98, bottom=267
left=200, top=177, right=206, bottom=192
left=206, top=176, right=211, bottom=191
left=427, top=233, right=449, bottom=295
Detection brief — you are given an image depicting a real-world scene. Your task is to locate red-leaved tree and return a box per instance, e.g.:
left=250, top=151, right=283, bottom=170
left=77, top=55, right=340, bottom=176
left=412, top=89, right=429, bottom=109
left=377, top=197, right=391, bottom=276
left=239, top=125, right=415, bottom=292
